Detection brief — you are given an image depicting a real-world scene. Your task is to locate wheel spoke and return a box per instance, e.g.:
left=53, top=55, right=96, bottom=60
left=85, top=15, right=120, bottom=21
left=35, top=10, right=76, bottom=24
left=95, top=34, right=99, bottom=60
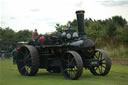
left=24, top=54, right=31, bottom=63
left=98, top=66, right=101, bottom=73
left=21, top=66, right=25, bottom=71
left=102, top=62, right=106, bottom=64
left=62, top=58, right=67, bottom=63
left=100, top=66, right=103, bottom=73
left=101, top=65, right=106, bottom=68
left=94, top=54, right=98, bottom=59
left=101, top=59, right=105, bottom=61
left=24, top=53, right=30, bottom=60
left=98, top=52, right=100, bottom=59
left=68, top=58, right=75, bottom=66
left=94, top=66, right=98, bottom=71
left=99, top=52, right=102, bottom=60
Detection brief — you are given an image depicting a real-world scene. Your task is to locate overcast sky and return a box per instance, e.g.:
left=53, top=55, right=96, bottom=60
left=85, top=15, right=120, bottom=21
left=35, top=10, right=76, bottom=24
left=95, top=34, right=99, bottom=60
left=0, top=0, right=128, bottom=34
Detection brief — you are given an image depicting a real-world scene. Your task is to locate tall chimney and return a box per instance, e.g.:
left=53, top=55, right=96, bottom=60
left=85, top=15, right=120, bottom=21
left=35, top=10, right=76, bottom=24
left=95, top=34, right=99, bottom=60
left=76, top=10, right=85, bottom=37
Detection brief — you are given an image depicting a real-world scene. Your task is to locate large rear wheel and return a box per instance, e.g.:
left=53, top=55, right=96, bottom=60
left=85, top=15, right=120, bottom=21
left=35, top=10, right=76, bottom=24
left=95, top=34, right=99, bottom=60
left=90, top=49, right=111, bottom=76
left=62, top=51, right=83, bottom=80
left=17, top=45, right=40, bottom=76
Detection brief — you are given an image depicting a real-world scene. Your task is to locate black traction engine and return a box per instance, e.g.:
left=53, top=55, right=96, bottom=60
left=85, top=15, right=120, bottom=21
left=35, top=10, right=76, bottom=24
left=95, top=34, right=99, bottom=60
left=13, top=10, right=111, bottom=80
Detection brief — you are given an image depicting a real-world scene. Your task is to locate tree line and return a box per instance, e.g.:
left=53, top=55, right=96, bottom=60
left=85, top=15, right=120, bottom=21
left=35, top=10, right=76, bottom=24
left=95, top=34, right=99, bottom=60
left=0, top=15, right=128, bottom=50
left=56, top=16, right=128, bottom=47
left=0, top=28, right=32, bottom=50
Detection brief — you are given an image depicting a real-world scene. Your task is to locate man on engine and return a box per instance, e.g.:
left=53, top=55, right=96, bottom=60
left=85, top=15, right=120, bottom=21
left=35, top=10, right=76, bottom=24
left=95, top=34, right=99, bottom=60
left=32, top=29, right=38, bottom=41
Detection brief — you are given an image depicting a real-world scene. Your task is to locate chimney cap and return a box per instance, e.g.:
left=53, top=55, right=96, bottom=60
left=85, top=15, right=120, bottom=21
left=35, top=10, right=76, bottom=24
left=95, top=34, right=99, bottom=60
left=76, top=10, right=85, bottom=14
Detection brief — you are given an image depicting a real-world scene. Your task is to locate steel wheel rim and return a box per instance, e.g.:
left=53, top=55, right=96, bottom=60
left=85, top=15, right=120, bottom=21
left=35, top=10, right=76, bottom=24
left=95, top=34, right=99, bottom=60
left=63, top=54, right=78, bottom=79
left=62, top=51, right=83, bottom=80
left=90, top=49, right=111, bottom=76
left=93, top=51, right=106, bottom=74
left=17, top=47, right=32, bottom=75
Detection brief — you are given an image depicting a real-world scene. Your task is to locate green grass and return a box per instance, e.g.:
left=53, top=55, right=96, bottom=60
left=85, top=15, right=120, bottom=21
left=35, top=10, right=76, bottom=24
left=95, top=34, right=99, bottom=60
left=0, top=59, right=128, bottom=85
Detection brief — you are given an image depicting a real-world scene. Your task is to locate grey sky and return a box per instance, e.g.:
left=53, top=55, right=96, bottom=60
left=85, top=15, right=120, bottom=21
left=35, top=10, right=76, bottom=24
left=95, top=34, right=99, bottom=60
left=99, top=0, right=128, bottom=6
left=0, top=0, right=128, bottom=34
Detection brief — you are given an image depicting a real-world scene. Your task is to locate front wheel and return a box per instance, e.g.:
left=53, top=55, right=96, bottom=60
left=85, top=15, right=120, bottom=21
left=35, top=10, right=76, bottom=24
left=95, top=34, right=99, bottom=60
left=90, top=49, right=111, bottom=76
left=62, top=51, right=83, bottom=80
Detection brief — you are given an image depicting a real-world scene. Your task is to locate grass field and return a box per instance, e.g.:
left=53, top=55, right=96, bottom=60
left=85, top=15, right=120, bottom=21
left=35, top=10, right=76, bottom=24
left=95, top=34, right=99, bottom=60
left=0, top=59, right=128, bottom=85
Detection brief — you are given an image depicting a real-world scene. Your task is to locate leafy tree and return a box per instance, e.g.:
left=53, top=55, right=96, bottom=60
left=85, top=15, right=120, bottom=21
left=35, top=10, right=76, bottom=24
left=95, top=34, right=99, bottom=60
left=15, top=30, right=32, bottom=42
left=0, top=27, right=16, bottom=49
left=106, top=21, right=117, bottom=37
left=55, top=24, right=67, bottom=31
left=112, top=16, right=127, bottom=27
left=120, top=25, right=128, bottom=43
left=0, top=27, right=32, bottom=50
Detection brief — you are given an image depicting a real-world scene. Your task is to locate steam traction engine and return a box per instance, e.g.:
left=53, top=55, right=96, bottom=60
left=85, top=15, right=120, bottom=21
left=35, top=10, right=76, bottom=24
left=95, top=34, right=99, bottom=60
left=14, top=10, right=111, bottom=80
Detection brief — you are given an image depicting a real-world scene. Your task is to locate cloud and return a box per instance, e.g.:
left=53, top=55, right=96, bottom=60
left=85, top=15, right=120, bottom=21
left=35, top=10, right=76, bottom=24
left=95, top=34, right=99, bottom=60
left=75, top=0, right=84, bottom=8
left=0, top=21, right=7, bottom=27
left=99, top=0, right=128, bottom=7
left=9, top=17, right=16, bottom=20
left=30, top=9, right=40, bottom=12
